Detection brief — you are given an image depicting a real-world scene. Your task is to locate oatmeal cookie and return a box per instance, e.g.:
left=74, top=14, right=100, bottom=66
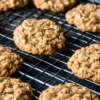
left=0, top=45, right=23, bottom=77
left=39, top=83, right=99, bottom=100
left=33, top=0, right=77, bottom=12
left=0, top=77, right=33, bottom=100
left=65, top=3, right=100, bottom=32
left=0, top=0, right=28, bottom=11
left=67, top=44, right=100, bottom=83
left=13, top=18, right=66, bottom=55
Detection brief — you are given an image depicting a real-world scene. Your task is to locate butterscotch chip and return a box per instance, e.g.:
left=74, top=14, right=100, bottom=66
left=0, top=77, right=33, bottom=100
left=65, top=3, right=100, bottom=32
left=39, top=83, right=99, bottom=100
left=13, top=18, right=66, bottom=55
left=33, top=0, right=77, bottom=12
left=0, top=45, right=23, bottom=77
left=67, top=44, right=100, bottom=83
left=0, top=0, right=28, bottom=12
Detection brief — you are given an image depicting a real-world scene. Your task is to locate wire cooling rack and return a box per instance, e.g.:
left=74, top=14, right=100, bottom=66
left=0, top=0, right=100, bottom=99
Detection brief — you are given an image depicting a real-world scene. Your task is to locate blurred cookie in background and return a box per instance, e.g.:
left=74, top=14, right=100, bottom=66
left=66, top=3, right=100, bottom=32
left=0, top=0, right=28, bottom=11
left=33, top=0, right=77, bottom=12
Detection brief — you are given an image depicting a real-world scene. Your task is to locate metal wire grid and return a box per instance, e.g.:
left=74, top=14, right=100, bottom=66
left=0, top=0, right=100, bottom=99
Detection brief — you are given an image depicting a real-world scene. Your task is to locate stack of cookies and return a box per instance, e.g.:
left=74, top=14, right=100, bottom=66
left=0, top=0, right=100, bottom=100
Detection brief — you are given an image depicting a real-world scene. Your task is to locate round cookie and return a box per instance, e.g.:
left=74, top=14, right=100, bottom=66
left=39, top=83, right=99, bottom=100
left=67, top=44, right=100, bottom=83
left=33, top=0, right=77, bottom=12
left=0, top=45, right=23, bottom=77
left=0, top=77, right=33, bottom=100
left=13, top=18, right=66, bottom=55
left=65, top=3, right=100, bottom=32
left=0, top=0, right=28, bottom=11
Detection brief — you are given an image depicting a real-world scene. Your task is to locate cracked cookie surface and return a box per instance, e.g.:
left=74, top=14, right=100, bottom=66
left=33, top=0, right=77, bottom=12
left=0, top=0, right=28, bottom=11
left=13, top=18, right=66, bottom=55
left=0, top=45, right=23, bottom=77
left=0, top=77, right=33, bottom=100
left=66, top=3, right=100, bottom=32
left=67, top=44, right=100, bottom=83
left=39, top=83, right=99, bottom=100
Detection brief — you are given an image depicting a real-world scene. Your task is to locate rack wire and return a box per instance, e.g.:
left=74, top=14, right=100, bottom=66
left=0, top=0, right=100, bottom=99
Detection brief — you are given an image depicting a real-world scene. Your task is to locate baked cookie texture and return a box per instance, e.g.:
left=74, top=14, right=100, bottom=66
left=66, top=3, right=100, bottom=33
left=67, top=44, right=100, bottom=83
left=13, top=18, right=66, bottom=55
left=39, top=83, right=99, bottom=100
left=0, top=77, right=33, bottom=100
left=0, top=0, right=28, bottom=11
left=0, top=45, right=23, bottom=77
left=33, top=0, right=77, bottom=12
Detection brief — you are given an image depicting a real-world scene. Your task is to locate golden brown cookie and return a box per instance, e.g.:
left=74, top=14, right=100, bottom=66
left=0, top=77, right=33, bottom=100
left=33, top=0, right=77, bottom=12
left=67, top=44, right=100, bottom=83
left=39, top=83, right=99, bottom=100
left=13, top=18, right=66, bottom=55
left=0, top=45, right=23, bottom=77
left=0, top=0, right=28, bottom=11
left=65, top=3, right=100, bottom=32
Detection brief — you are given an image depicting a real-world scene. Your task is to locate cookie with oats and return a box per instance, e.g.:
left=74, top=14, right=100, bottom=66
left=39, top=83, right=99, bottom=100
left=0, top=45, right=23, bottom=77
left=33, top=0, right=77, bottom=12
left=67, top=44, right=100, bottom=83
left=0, top=77, right=33, bottom=100
left=13, top=18, right=66, bottom=55
left=0, top=0, right=28, bottom=11
left=65, top=3, right=100, bottom=32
